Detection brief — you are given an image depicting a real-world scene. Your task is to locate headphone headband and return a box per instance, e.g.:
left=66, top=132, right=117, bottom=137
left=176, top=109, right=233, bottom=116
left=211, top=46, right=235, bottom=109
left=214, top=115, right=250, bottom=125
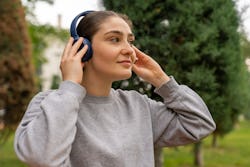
left=70, top=10, right=94, bottom=39
left=70, top=10, right=95, bottom=62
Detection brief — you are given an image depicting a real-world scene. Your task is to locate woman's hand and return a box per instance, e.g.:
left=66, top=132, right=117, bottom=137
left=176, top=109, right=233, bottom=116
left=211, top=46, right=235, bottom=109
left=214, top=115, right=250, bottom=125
left=132, top=46, right=170, bottom=88
left=60, top=37, right=88, bottom=84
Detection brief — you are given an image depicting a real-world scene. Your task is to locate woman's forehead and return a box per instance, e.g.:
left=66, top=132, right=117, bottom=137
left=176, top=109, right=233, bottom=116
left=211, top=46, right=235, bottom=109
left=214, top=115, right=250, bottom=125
left=98, top=16, right=133, bottom=35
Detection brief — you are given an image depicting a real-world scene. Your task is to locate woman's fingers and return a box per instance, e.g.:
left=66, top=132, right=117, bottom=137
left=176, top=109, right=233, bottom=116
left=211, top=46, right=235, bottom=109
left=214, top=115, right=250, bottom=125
left=69, top=37, right=84, bottom=57
left=60, top=37, right=89, bottom=84
left=132, top=46, right=151, bottom=65
left=76, top=44, right=88, bottom=62
left=62, top=37, right=74, bottom=61
left=132, top=46, right=170, bottom=87
left=133, top=46, right=145, bottom=59
left=62, top=37, right=88, bottom=61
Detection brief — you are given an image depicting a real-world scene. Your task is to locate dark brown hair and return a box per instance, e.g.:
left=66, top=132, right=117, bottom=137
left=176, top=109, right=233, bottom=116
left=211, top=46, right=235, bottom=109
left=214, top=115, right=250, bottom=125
left=76, top=11, right=133, bottom=41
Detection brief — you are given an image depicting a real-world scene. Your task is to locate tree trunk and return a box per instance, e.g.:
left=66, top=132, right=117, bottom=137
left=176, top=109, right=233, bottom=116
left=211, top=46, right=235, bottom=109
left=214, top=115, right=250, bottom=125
left=194, top=141, right=203, bottom=167
left=212, top=133, right=218, bottom=148
left=154, top=148, right=163, bottom=167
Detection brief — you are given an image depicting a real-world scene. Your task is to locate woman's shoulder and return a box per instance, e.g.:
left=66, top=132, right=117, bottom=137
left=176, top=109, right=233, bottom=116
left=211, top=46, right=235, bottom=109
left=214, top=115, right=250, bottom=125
left=29, top=89, right=56, bottom=104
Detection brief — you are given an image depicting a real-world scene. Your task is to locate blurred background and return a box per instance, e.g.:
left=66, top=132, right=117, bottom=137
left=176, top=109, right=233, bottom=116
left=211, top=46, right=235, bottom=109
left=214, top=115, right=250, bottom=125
left=0, top=0, right=250, bottom=167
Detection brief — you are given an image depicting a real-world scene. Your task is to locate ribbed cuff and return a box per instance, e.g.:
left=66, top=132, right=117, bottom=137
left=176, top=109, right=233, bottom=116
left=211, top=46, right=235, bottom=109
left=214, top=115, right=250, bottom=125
left=154, top=76, right=179, bottom=98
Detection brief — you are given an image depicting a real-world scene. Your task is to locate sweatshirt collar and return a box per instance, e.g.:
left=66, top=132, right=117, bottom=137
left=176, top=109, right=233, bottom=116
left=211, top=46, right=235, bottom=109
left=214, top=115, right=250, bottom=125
left=83, top=89, right=115, bottom=104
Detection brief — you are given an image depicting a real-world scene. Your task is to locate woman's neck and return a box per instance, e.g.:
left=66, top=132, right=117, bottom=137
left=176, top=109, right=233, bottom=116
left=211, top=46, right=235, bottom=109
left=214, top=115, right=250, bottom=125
left=81, top=70, right=112, bottom=97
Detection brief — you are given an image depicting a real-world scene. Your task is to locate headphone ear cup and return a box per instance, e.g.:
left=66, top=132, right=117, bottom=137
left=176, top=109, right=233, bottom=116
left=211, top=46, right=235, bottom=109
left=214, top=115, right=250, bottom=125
left=70, top=11, right=94, bottom=62
left=81, top=38, right=93, bottom=62
left=72, top=37, right=93, bottom=62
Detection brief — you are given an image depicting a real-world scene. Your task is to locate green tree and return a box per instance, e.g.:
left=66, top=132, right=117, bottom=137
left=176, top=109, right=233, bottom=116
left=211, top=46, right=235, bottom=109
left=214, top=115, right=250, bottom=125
left=0, top=0, right=37, bottom=143
left=28, top=24, right=68, bottom=89
left=23, top=0, right=67, bottom=90
left=0, top=0, right=61, bottom=144
left=103, top=0, right=248, bottom=166
left=239, top=33, right=250, bottom=119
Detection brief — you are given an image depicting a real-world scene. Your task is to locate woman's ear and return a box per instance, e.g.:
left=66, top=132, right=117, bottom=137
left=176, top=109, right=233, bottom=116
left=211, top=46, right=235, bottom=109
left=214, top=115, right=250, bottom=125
left=82, top=59, right=91, bottom=71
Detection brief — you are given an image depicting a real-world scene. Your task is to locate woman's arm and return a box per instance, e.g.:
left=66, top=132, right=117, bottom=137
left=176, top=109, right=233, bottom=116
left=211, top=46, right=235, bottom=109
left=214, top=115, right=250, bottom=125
left=132, top=46, right=216, bottom=147
left=15, top=37, right=88, bottom=166
left=14, top=81, right=86, bottom=166
left=150, top=77, right=216, bottom=147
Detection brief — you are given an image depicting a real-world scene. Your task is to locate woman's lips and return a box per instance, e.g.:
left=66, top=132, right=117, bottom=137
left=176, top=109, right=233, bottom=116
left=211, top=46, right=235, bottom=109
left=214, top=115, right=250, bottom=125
left=117, top=60, right=132, bottom=67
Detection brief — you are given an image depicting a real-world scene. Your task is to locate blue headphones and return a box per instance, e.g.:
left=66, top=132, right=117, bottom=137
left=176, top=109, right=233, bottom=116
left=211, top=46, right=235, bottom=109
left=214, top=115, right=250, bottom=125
left=70, top=10, right=94, bottom=62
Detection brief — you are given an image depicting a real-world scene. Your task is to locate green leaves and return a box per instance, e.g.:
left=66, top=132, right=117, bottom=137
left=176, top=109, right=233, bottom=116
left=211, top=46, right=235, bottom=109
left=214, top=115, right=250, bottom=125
left=104, top=0, right=249, bottom=137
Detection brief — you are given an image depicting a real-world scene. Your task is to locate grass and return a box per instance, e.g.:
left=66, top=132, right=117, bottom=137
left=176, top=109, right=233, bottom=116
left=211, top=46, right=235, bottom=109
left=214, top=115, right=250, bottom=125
left=0, top=120, right=249, bottom=167
left=0, top=135, right=27, bottom=167
left=163, top=120, right=250, bottom=167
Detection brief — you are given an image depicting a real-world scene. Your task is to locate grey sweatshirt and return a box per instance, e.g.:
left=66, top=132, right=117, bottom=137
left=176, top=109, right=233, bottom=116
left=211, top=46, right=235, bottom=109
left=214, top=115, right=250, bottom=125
left=14, top=77, right=216, bottom=167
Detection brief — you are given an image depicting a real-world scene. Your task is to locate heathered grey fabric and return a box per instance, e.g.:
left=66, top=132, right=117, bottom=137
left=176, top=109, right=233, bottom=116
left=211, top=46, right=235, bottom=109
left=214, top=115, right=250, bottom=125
left=14, top=77, right=215, bottom=167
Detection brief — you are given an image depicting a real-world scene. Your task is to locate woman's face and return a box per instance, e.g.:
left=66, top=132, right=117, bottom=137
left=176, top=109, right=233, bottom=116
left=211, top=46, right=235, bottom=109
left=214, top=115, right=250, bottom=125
left=86, top=16, right=136, bottom=82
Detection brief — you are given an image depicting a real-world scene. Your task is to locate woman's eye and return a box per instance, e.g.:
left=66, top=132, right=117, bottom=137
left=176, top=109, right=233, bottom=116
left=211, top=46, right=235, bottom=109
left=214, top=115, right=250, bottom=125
left=110, top=37, right=120, bottom=43
left=128, top=40, right=134, bottom=46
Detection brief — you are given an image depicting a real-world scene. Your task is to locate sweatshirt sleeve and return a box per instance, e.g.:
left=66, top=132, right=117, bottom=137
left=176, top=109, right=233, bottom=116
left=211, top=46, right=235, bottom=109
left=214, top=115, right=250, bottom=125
left=14, top=81, right=86, bottom=167
left=150, top=77, right=216, bottom=147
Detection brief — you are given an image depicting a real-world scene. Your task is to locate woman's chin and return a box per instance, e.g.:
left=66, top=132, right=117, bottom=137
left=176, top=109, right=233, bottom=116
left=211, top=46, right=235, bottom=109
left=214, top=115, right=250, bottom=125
left=114, top=71, right=132, bottom=81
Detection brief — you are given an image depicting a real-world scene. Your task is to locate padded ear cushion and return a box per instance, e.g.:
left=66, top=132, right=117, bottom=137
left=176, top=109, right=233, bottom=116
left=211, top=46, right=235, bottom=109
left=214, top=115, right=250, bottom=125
left=73, top=37, right=93, bottom=62
left=81, top=38, right=93, bottom=62
left=70, top=10, right=94, bottom=62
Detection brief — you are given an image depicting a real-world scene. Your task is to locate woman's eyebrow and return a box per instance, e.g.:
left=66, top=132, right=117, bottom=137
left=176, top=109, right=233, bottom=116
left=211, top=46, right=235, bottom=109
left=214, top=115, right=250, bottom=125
left=104, top=30, right=135, bottom=38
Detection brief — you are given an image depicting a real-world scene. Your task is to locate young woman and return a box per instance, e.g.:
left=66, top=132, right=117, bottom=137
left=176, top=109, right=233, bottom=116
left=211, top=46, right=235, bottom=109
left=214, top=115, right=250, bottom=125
left=14, top=10, right=216, bottom=167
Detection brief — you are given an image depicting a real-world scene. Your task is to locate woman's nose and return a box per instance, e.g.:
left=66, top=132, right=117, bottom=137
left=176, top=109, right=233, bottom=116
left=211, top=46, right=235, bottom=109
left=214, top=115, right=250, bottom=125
left=121, top=42, right=134, bottom=55
left=121, top=43, right=136, bottom=62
